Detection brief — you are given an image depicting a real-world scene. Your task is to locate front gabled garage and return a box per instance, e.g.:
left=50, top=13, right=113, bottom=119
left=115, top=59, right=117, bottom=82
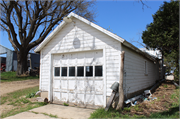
left=35, top=12, right=160, bottom=109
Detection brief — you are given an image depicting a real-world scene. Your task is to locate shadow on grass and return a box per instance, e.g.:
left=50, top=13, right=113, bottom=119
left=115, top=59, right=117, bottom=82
left=148, top=106, right=179, bottom=118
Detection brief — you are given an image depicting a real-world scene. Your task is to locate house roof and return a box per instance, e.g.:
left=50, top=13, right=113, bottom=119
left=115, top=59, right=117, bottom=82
left=34, top=12, right=157, bottom=62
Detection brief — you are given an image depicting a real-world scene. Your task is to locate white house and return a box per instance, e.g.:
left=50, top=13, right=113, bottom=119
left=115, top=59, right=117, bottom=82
left=35, top=12, right=159, bottom=109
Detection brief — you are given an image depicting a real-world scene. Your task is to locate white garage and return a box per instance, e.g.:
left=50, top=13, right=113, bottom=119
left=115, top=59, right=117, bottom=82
left=35, top=12, right=160, bottom=109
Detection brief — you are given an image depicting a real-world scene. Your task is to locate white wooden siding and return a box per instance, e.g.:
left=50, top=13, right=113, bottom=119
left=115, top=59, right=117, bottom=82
left=122, top=45, right=159, bottom=95
left=40, top=18, right=121, bottom=96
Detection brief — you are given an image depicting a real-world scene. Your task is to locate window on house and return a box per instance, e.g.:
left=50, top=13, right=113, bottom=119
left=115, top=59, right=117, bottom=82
left=86, top=66, right=93, bottom=77
left=77, top=66, right=84, bottom=77
left=61, top=67, right=67, bottom=76
left=95, top=66, right=103, bottom=76
left=69, top=67, right=75, bottom=77
left=54, top=67, right=60, bottom=76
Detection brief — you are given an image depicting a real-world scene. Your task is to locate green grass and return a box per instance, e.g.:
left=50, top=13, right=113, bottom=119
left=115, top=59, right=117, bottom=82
left=63, top=102, right=69, bottom=106
left=163, top=85, right=168, bottom=88
left=1, top=86, right=39, bottom=104
left=148, top=106, right=179, bottom=118
left=90, top=106, right=179, bottom=118
left=0, top=86, right=48, bottom=118
left=0, top=71, right=39, bottom=82
left=89, top=108, right=145, bottom=118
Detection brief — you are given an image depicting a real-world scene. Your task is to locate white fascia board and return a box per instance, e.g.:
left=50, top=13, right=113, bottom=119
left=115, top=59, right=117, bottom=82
left=123, top=40, right=157, bottom=62
left=70, top=12, right=125, bottom=43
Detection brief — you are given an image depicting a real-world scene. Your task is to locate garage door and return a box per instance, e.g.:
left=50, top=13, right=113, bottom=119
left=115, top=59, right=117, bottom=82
left=52, top=50, right=104, bottom=108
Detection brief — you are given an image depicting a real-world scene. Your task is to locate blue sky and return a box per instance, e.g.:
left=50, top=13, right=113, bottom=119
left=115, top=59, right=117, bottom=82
left=0, top=0, right=169, bottom=52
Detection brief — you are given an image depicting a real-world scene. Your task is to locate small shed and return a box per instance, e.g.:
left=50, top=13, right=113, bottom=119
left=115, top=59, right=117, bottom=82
left=0, top=45, right=40, bottom=71
left=0, top=45, right=13, bottom=71
left=35, top=12, right=160, bottom=108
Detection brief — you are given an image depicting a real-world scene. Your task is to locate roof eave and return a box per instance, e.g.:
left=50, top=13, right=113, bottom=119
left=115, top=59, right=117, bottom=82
left=123, top=40, right=157, bottom=62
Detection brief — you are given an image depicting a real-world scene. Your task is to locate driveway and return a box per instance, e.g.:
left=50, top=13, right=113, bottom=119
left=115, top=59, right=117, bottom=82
left=0, top=79, right=39, bottom=96
left=4, top=104, right=94, bottom=119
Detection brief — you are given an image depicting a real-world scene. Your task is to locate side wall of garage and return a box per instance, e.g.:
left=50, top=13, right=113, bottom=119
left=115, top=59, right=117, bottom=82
left=39, top=18, right=122, bottom=100
left=122, top=45, right=159, bottom=99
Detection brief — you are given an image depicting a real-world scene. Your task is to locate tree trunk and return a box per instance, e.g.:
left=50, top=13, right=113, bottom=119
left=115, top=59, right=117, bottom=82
left=16, top=50, right=28, bottom=76
left=116, top=51, right=125, bottom=110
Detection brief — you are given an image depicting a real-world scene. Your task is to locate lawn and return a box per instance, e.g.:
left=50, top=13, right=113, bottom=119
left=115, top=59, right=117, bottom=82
left=0, top=86, right=48, bottom=118
left=0, top=71, right=39, bottom=82
left=90, top=81, right=180, bottom=118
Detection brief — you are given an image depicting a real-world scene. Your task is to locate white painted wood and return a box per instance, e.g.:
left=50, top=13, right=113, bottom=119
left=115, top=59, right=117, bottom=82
left=122, top=45, right=159, bottom=94
left=103, top=47, right=106, bottom=107
left=39, top=51, right=42, bottom=90
left=48, top=54, right=53, bottom=102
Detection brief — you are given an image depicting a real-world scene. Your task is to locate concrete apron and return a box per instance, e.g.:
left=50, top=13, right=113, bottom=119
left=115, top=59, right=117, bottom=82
left=4, top=104, right=95, bottom=119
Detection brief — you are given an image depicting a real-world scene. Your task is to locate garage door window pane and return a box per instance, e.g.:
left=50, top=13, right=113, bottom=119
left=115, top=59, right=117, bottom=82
left=95, top=66, right=103, bottom=76
left=61, top=67, right=67, bottom=76
left=77, top=66, right=84, bottom=77
left=54, top=67, right=60, bottom=76
left=86, top=66, right=93, bottom=77
left=69, top=67, right=75, bottom=77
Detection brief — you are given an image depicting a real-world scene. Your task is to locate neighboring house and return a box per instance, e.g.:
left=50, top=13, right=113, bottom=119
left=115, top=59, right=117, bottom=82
left=0, top=45, right=40, bottom=71
left=35, top=12, right=160, bottom=108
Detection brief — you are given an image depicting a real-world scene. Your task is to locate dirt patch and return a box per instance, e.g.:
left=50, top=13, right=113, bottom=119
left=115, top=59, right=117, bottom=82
left=122, top=80, right=178, bottom=116
left=0, top=79, right=39, bottom=96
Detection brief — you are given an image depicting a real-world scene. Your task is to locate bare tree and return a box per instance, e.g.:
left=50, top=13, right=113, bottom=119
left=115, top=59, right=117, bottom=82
left=0, top=0, right=96, bottom=75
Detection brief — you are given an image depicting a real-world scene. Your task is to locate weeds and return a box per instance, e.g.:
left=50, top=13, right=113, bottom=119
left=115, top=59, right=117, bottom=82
left=123, top=107, right=131, bottom=112
left=42, top=113, right=58, bottom=118
left=63, top=102, right=69, bottom=106
left=170, top=94, right=176, bottom=100
left=1, top=96, right=8, bottom=104
left=30, top=111, right=39, bottom=114
left=163, top=85, right=168, bottom=88
left=26, top=92, right=38, bottom=98
left=49, top=114, right=58, bottom=118
left=134, top=105, right=140, bottom=111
